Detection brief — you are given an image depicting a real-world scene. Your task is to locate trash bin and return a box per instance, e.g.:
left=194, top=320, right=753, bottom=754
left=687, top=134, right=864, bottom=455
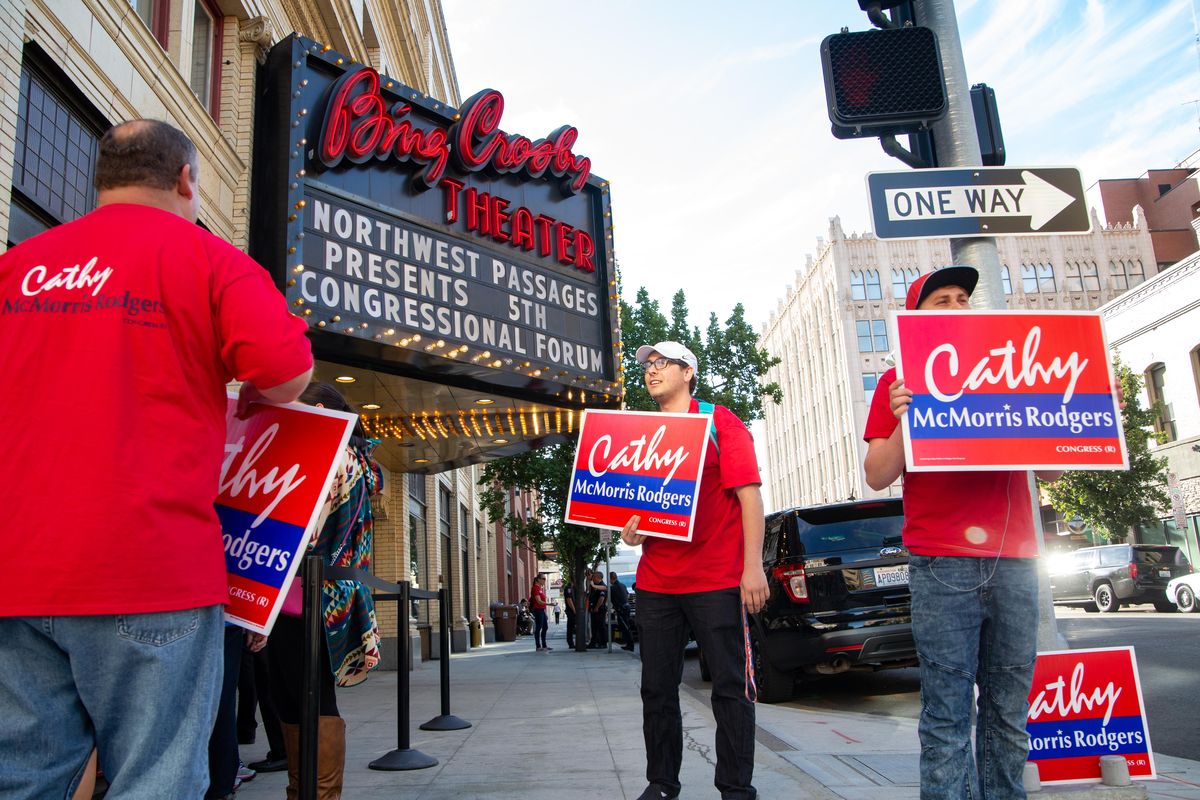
left=470, top=616, right=483, bottom=648
left=494, top=605, right=518, bottom=642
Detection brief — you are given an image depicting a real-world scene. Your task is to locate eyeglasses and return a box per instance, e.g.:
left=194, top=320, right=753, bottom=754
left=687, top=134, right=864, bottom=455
left=640, top=357, right=683, bottom=371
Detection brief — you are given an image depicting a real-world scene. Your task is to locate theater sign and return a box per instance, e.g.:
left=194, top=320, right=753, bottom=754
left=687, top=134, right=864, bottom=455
left=250, top=36, right=621, bottom=472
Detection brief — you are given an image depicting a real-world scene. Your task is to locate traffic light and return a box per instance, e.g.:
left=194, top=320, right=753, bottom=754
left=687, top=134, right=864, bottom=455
left=820, top=26, right=947, bottom=140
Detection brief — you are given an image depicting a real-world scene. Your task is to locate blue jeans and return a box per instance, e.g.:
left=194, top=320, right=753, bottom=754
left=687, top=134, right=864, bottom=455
left=533, top=608, right=548, bottom=648
left=637, top=587, right=756, bottom=800
left=909, top=556, right=1038, bottom=800
left=0, top=606, right=224, bottom=799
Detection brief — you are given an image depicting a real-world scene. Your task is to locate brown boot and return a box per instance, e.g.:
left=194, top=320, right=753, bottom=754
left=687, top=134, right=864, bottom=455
left=281, top=722, right=300, bottom=800
left=317, top=716, right=346, bottom=800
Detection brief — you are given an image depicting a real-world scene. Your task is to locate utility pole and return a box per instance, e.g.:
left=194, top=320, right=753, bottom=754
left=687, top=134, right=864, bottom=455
left=913, top=0, right=1065, bottom=650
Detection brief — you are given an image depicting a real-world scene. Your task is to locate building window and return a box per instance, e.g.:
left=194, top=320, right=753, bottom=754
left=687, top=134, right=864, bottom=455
left=1146, top=363, right=1176, bottom=442
left=850, top=271, right=866, bottom=301
left=872, top=319, right=888, bottom=351
left=407, top=475, right=426, bottom=619
left=862, top=372, right=878, bottom=400
left=1112, top=259, right=1146, bottom=291
left=864, top=270, right=882, bottom=300
left=1001, top=265, right=1012, bottom=295
left=856, top=320, right=872, bottom=353
left=1065, top=260, right=1100, bottom=292
left=891, top=268, right=919, bottom=300
left=1021, top=263, right=1055, bottom=293
left=189, top=0, right=223, bottom=120
left=130, top=0, right=169, bottom=48
left=13, top=51, right=106, bottom=233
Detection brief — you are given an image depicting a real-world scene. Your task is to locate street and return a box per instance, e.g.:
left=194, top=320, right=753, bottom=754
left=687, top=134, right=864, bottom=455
left=682, top=607, right=1200, bottom=760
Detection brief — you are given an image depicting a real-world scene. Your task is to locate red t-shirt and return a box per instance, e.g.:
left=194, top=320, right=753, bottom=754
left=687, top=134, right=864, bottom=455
left=637, top=399, right=761, bottom=594
left=529, top=583, right=547, bottom=610
left=0, top=204, right=313, bottom=616
left=864, top=368, right=1037, bottom=558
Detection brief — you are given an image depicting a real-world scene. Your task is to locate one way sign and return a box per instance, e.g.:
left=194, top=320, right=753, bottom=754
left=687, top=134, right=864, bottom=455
left=866, top=167, right=1090, bottom=239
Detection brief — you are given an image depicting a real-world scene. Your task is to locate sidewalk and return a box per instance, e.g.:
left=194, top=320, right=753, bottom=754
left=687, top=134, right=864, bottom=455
left=236, top=622, right=1200, bottom=799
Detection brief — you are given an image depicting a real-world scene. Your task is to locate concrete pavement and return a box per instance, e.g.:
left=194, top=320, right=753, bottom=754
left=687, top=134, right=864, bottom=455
left=235, top=621, right=1200, bottom=799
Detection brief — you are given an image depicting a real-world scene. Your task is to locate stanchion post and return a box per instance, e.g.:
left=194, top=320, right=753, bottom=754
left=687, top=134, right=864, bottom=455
left=420, top=588, right=471, bottom=731
left=299, top=556, right=323, bottom=800
left=370, top=580, right=438, bottom=770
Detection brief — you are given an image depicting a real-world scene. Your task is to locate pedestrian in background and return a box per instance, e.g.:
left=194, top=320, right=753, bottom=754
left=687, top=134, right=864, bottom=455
left=0, top=119, right=313, bottom=799
left=564, top=582, right=577, bottom=649
left=863, top=266, right=1063, bottom=800
left=553, top=600, right=562, bottom=625
left=621, top=341, right=768, bottom=800
left=530, top=575, right=551, bottom=651
left=588, top=570, right=609, bottom=649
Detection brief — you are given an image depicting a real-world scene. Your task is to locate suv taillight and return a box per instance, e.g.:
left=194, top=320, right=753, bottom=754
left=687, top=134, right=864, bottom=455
left=1129, top=562, right=1138, bottom=580
left=773, top=565, right=809, bottom=603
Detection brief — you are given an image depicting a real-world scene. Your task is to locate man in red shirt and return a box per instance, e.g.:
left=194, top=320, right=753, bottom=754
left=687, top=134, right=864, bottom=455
left=621, top=341, right=769, bottom=800
left=0, top=120, right=313, bottom=799
left=864, top=266, right=1060, bottom=800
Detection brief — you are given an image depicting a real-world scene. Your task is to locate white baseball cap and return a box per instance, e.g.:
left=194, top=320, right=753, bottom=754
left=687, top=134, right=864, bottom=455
left=635, top=341, right=698, bottom=372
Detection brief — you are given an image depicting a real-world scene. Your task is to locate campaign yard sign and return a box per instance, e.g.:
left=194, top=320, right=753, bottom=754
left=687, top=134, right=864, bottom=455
left=1026, top=647, right=1155, bottom=784
left=218, top=395, right=357, bottom=633
left=565, top=409, right=710, bottom=541
left=894, top=310, right=1127, bottom=472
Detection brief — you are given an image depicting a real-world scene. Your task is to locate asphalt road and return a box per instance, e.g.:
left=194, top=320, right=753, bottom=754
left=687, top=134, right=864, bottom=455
left=681, top=606, right=1200, bottom=760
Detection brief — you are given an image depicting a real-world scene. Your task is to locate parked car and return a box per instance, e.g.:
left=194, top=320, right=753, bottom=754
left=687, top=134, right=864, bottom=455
left=744, top=498, right=917, bottom=703
left=1166, top=573, right=1200, bottom=612
left=1049, top=543, right=1192, bottom=613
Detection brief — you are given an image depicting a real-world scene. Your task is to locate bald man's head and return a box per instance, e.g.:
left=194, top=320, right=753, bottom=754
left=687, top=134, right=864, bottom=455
left=95, top=120, right=198, bottom=192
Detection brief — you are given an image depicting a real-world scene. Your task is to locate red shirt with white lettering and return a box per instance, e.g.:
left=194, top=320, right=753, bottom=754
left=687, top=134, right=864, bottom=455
left=636, top=399, right=761, bottom=594
left=0, top=204, right=313, bottom=616
left=864, top=368, right=1038, bottom=558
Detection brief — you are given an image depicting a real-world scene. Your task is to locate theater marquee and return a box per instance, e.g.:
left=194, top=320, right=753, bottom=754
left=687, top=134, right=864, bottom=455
left=250, top=35, right=621, bottom=471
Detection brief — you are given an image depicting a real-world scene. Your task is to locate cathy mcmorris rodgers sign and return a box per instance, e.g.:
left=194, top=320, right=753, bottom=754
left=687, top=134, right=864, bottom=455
left=565, top=410, right=712, bottom=542
left=217, top=396, right=357, bottom=634
left=1025, top=647, right=1155, bottom=784
left=894, top=310, right=1127, bottom=472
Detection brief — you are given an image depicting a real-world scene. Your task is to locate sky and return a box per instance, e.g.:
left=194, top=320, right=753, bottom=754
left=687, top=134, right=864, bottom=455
left=440, top=0, right=1200, bottom=332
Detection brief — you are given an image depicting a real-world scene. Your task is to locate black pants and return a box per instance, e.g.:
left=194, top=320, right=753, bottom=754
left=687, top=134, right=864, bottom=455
left=206, top=626, right=243, bottom=799
left=266, top=613, right=339, bottom=724
left=637, top=587, right=756, bottom=799
left=565, top=610, right=576, bottom=648
left=589, top=609, right=607, bottom=646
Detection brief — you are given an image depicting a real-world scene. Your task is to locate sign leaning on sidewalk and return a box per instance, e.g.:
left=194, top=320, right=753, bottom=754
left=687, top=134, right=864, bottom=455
left=894, top=310, right=1127, bottom=472
left=1026, top=647, right=1156, bottom=784
left=866, top=167, right=1090, bottom=239
left=565, top=409, right=711, bottom=542
left=218, top=396, right=357, bottom=633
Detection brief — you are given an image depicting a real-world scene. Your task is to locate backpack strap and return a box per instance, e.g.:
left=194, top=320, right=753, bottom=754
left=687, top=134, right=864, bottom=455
left=696, top=400, right=720, bottom=455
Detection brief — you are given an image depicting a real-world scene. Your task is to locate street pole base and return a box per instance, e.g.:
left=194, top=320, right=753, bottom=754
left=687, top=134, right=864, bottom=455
left=368, top=748, right=438, bottom=771
left=419, top=714, right=471, bottom=731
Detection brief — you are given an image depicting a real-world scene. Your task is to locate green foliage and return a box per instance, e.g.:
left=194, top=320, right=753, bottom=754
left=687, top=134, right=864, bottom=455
left=619, top=288, right=782, bottom=419
left=1046, top=360, right=1170, bottom=542
left=479, top=287, right=783, bottom=621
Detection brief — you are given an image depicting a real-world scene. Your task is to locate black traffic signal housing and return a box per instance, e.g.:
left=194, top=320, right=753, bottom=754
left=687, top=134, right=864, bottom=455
left=821, top=26, right=947, bottom=140
left=970, top=83, right=1005, bottom=166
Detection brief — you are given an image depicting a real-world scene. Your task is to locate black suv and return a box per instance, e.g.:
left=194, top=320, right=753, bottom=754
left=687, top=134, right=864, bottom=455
left=1049, top=543, right=1192, bottom=613
left=749, top=498, right=917, bottom=703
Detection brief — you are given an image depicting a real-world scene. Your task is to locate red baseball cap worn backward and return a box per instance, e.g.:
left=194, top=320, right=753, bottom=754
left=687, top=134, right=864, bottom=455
left=905, top=265, right=979, bottom=310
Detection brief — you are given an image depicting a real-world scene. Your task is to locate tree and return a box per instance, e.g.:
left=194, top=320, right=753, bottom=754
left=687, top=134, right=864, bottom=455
left=480, top=287, right=781, bottom=649
left=1046, top=360, right=1170, bottom=542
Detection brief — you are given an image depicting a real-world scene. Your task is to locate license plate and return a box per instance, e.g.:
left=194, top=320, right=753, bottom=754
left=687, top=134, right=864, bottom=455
left=1159, top=569, right=1171, bottom=578
left=874, top=564, right=909, bottom=587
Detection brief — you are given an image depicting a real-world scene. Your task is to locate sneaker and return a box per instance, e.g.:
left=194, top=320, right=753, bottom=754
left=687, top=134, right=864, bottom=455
left=622, top=644, right=635, bottom=651
left=236, top=760, right=256, bottom=783
left=636, top=785, right=679, bottom=800
left=544, top=646, right=553, bottom=651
